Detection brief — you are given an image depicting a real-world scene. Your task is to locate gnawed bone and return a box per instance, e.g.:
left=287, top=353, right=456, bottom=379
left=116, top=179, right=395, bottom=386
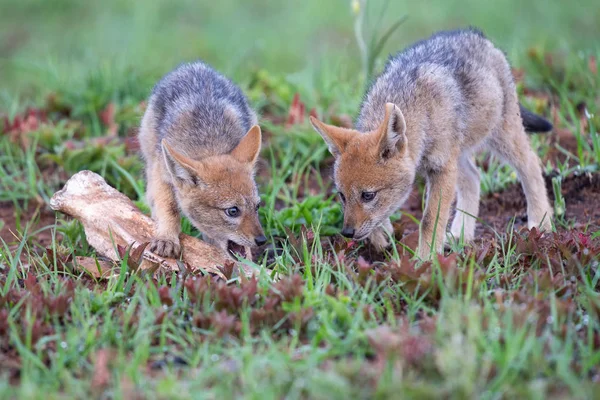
left=50, top=170, right=254, bottom=279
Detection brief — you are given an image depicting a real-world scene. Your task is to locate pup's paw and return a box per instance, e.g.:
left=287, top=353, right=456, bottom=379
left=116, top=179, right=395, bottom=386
left=149, top=238, right=181, bottom=258
left=368, top=228, right=392, bottom=251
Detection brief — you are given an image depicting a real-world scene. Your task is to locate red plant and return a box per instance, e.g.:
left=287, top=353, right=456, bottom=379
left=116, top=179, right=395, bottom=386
left=158, top=286, right=174, bottom=307
left=285, top=93, right=318, bottom=128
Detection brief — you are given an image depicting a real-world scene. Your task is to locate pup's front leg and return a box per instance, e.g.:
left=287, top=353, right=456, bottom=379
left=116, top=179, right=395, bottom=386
left=419, top=165, right=458, bottom=259
left=147, top=164, right=182, bottom=258
left=368, top=218, right=394, bottom=251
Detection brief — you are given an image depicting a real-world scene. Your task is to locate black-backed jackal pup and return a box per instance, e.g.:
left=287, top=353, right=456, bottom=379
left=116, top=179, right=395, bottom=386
left=139, top=61, right=266, bottom=259
left=310, top=28, right=553, bottom=259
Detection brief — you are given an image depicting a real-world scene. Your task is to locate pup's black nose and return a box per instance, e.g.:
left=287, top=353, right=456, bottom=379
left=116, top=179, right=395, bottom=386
left=254, top=235, right=267, bottom=246
left=341, top=227, right=355, bottom=239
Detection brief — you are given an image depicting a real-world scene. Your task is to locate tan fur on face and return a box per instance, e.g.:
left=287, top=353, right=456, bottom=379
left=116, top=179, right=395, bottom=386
left=175, top=157, right=262, bottom=246
left=160, top=127, right=264, bottom=251
left=311, top=104, right=415, bottom=241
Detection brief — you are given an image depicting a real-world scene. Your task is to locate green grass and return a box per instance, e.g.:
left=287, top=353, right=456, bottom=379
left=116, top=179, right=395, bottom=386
left=1, top=0, right=600, bottom=398
left=2, top=0, right=600, bottom=100
left=1, top=225, right=599, bottom=398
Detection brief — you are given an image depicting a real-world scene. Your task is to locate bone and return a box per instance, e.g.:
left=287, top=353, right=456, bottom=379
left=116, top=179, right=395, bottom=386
left=49, top=170, right=244, bottom=279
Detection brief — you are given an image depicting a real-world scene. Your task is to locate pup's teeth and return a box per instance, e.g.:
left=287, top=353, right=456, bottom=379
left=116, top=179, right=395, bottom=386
left=244, top=246, right=252, bottom=260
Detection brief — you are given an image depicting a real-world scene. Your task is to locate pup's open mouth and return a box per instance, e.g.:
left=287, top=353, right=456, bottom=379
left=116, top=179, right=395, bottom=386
left=227, top=240, right=247, bottom=259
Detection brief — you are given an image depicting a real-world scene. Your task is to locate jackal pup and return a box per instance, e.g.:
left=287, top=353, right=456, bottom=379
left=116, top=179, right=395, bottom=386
left=139, top=61, right=266, bottom=258
left=310, top=28, right=553, bottom=259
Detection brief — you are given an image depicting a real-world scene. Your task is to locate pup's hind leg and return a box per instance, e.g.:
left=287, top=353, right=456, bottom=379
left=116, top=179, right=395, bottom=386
left=450, top=154, right=480, bottom=242
left=487, top=112, right=553, bottom=231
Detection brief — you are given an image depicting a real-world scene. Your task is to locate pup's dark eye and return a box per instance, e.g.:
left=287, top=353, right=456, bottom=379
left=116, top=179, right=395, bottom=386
left=339, top=192, right=346, bottom=203
left=255, top=203, right=260, bottom=212
left=225, top=206, right=240, bottom=217
left=361, top=191, right=376, bottom=202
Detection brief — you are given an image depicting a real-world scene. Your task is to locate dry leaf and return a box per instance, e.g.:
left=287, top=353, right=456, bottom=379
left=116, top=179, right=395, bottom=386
left=74, top=256, right=115, bottom=278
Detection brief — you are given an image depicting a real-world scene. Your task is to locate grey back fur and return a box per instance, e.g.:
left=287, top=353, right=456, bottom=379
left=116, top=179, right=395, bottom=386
left=357, top=28, right=505, bottom=134
left=148, top=61, right=258, bottom=158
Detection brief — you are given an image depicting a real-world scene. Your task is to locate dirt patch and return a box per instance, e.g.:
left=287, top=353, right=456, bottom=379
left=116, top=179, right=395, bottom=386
left=394, top=172, right=600, bottom=243
left=479, top=172, right=600, bottom=234
left=0, top=201, right=58, bottom=253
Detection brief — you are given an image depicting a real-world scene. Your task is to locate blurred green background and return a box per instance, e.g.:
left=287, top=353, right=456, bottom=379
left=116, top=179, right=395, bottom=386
left=1, top=0, right=598, bottom=102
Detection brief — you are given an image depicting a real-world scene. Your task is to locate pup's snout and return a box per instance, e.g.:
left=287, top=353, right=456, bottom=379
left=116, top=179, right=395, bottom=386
left=254, top=235, right=267, bottom=246
left=341, top=227, right=355, bottom=239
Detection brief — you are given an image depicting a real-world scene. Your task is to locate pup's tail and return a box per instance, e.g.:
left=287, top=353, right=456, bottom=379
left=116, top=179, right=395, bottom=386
left=519, top=103, right=553, bottom=133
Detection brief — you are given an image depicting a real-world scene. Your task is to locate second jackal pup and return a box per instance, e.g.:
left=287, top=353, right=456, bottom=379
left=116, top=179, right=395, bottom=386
left=310, top=28, right=553, bottom=258
left=139, top=61, right=266, bottom=258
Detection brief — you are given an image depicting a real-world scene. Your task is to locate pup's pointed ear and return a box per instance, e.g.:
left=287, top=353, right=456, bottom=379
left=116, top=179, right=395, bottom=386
left=375, top=103, right=407, bottom=160
left=309, top=116, right=355, bottom=157
left=161, top=139, right=204, bottom=185
left=230, top=125, right=262, bottom=165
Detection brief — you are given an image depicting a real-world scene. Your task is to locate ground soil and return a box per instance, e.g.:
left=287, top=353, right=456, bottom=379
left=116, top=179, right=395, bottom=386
left=0, top=201, right=57, bottom=261
left=392, top=171, right=600, bottom=244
